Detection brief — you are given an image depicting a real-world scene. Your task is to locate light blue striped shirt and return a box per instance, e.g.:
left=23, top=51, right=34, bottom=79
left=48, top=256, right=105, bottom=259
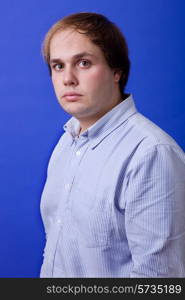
left=40, top=94, right=185, bottom=277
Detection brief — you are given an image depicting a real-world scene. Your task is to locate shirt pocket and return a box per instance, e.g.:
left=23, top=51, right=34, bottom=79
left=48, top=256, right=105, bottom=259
left=70, top=185, right=112, bottom=247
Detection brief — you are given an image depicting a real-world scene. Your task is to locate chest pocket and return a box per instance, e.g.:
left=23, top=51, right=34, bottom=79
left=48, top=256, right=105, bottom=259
left=70, top=185, right=112, bottom=248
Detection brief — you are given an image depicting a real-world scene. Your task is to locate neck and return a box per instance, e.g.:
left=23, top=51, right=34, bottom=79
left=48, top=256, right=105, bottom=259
left=78, top=93, right=128, bottom=135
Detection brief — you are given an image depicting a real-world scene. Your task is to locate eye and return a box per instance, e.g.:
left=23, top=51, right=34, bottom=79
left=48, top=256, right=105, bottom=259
left=52, top=63, right=63, bottom=71
left=78, top=59, right=91, bottom=68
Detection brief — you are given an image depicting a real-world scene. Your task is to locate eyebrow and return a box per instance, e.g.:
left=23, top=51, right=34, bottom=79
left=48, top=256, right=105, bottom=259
left=50, top=52, right=95, bottom=64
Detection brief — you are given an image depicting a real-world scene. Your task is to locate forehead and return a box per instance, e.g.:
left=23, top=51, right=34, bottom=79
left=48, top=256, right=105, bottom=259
left=49, top=28, right=103, bottom=60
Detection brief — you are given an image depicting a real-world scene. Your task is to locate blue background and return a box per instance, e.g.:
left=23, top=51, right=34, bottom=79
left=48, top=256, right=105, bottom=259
left=0, top=0, right=184, bottom=277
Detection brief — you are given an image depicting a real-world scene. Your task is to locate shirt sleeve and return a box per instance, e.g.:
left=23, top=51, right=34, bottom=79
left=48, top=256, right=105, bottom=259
left=124, top=144, right=185, bottom=277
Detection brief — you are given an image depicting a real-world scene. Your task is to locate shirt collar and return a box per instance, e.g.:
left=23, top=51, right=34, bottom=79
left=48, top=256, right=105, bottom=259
left=63, top=94, right=137, bottom=149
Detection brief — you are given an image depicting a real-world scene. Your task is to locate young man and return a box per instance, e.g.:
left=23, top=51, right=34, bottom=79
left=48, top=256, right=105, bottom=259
left=40, top=12, right=185, bottom=277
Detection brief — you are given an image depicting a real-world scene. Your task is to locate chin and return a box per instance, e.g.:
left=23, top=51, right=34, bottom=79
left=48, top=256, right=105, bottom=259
left=62, top=103, right=87, bottom=115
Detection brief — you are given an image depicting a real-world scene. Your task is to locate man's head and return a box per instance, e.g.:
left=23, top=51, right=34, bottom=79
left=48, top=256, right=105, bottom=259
left=42, top=12, right=130, bottom=129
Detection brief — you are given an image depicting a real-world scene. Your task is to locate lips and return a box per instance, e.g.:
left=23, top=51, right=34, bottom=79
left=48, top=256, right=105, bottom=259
left=63, top=92, right=83, bottom=101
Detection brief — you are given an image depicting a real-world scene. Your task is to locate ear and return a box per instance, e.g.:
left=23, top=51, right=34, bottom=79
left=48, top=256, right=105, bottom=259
left=114, top=70, right=122, bottom=83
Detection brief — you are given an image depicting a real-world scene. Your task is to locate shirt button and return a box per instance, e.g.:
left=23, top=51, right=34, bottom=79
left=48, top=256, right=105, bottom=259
left=76, top=150, right=81, bottom=156
left=65, top=183, right=70, bottom=190
left=57, top=219, right=61, bottom=225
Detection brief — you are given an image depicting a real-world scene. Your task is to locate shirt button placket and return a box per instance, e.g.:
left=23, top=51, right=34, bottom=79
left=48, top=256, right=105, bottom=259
left=76, top=150, right=81, bottom=156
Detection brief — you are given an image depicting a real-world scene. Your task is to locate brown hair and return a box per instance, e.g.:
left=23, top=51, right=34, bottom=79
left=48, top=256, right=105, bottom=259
left=42, top=12, right=130, bottom=95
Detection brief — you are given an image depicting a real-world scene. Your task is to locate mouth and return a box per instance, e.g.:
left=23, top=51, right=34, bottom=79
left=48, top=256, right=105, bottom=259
left=62, top=93, right=83, bottom=102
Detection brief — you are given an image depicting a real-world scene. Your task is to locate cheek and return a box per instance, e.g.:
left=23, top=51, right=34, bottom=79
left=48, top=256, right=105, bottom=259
left=83, top=68, right=112, bottom=92
left=52, top=77, right=61, bottom=94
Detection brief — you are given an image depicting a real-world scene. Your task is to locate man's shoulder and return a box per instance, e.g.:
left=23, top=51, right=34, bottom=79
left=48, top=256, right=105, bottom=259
left=129, top=112, right=180, bottom=147
left=46, top=131, right=70, bottom=170
left=123, top=112, right=184, bottom=162
left=51, top=131, right=70, bottom=155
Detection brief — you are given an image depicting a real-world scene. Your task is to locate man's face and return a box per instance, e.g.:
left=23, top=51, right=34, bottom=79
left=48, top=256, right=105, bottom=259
left=49, top=28, right=121, bottom=126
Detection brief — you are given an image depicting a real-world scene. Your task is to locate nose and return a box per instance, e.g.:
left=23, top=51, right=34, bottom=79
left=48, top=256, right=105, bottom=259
left=63, top=66, right=78, bottom=86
